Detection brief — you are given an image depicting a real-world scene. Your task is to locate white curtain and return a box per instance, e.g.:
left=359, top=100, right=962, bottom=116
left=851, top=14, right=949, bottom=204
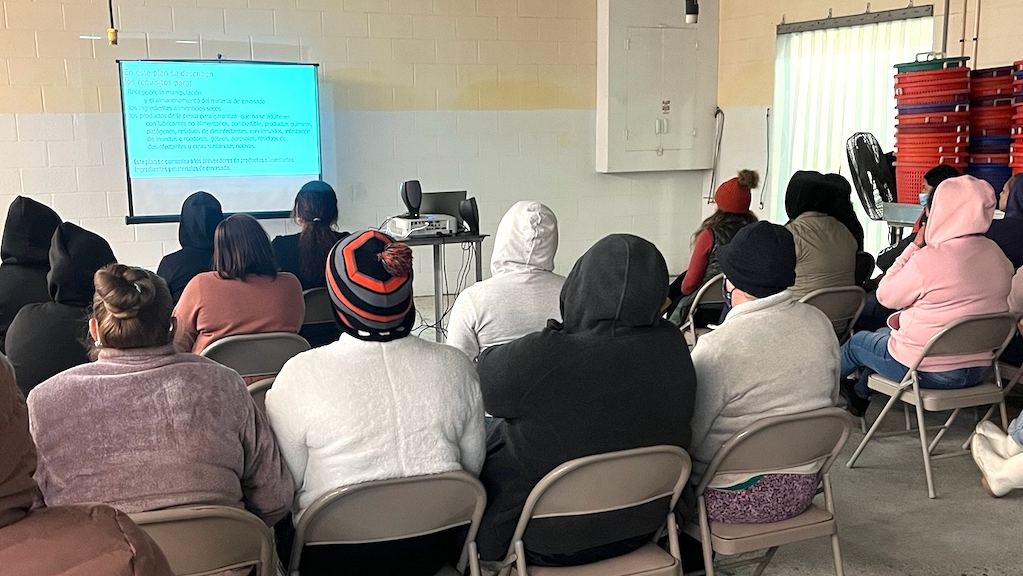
left=769, top=17, right=934, bottom=257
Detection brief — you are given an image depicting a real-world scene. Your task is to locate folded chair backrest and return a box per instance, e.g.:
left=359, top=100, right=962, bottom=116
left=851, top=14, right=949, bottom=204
left=911, top=313, right=1017, bottom=366
left=200, top=332, right=310, bottom=378
left=247, top=377, right=274, bottom=416
left=695, top=408, right=853, bottom=496
left=509, top=446, right=690, bottom=543
left=130, top=506, right=275, bottom=576
left=294, top=471, right=485, bottom=547
left=303, top=288, right=335, bottom=325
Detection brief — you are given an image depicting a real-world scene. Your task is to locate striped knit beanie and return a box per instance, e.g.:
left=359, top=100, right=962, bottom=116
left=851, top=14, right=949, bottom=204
left=326, top=229, right=415, bottom=342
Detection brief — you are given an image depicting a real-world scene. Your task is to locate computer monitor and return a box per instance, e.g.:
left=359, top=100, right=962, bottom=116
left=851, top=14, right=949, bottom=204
left=420, top=190, right=467, bottom=230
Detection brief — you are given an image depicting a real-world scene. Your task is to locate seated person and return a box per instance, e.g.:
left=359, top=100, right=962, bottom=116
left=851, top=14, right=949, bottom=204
left=0, top=196, right=61, bottom=353
left=27, top=264, right=294, bottom=553
left=840, top=176, right=1013, bottom=417
left=6, top=222, right=115, bottom=395
left=447, top=201, right=564, bottom=360
left=476, top=234, right=697, bottom=565
left=784, top=171, right=858, bottom=300
left=667, top=169, right=758, bottom=325
left=0, top=353, right=174, bottom=576
left=689, top=222, right=839, bottom=523
left=272, top=181, right=349, bottom=347
left=986, top=174, right=1023, bottom=268
left=266, top=230, right=485, bottom=576
left=173, top=213, right=304, bottom=354
left=858, top=164, right=962, bottom=332
left=157, top=191, right=224, bottom=304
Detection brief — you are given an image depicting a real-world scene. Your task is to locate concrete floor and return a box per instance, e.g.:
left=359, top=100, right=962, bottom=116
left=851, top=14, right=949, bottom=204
left=413, top=296, right=1022, bottom=575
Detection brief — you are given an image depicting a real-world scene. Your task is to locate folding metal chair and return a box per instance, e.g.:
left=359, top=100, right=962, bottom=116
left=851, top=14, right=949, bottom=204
left=200, top=332, right=310, bottom=379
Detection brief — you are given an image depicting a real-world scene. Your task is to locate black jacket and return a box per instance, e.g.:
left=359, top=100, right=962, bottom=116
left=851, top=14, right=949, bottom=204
left=0, top=197, right=61, bottom=353
left=157, top=192, right=223, bottom=304
left=6, top=223, right=116, bottom=395
left=476, top=234, right=697, bottom=563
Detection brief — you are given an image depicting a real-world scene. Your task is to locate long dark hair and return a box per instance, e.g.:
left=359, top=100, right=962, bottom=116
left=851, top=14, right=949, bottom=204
left=691, top=210, right=758, bottom=247
left=213, top=214, right=278, bottom=280
left=294, top=181, right=339, bottom=285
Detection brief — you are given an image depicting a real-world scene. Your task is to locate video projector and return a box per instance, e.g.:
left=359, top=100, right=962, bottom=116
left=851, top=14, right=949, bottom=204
left=384, top=180, right=458, bottom=238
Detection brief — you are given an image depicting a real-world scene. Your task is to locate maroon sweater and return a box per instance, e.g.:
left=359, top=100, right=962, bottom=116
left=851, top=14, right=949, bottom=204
left=27, top=345, right=294, bottom=526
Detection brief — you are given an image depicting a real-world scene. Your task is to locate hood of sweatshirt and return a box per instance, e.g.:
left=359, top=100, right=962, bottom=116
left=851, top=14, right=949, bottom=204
left=178, top=192, right=223, bottom=250
left=1, top=197, right=61, bottom=266
left=0, top=354, right=38, bottom=530
left=785, top=171, right=834, bottom=221
left=491, top=201, right=559, bottom=275
left=556, top=234, right=668, bottom=336
left=47, top=223, right=116, bottom=307
left=926, top=175, right=995, bottom=246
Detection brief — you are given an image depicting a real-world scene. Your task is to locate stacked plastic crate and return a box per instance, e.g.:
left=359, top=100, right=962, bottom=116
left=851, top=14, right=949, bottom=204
left=893, top=57, right=971, bottom=203
left=966, top=66, right=1015, bottom=195
left=1012, top=60, right=1023, bottom=175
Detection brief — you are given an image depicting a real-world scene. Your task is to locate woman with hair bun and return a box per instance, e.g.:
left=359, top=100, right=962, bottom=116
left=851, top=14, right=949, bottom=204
left=272, top=181, right=349, bottom=290
left=173, top=213, right=305, bottom=354
left=27, top=264, right=294, bottom=564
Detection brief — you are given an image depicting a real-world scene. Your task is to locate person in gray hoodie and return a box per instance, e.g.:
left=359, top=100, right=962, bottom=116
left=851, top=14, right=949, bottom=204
left=476, top=234, right=696, bottom=565
left=157, top=191, right=224, bottom=304
left=446, top=201, right=564, bottom=360
left=0, top=197, right=61, bottom=353
left=5, top=222, right=116, bottom=394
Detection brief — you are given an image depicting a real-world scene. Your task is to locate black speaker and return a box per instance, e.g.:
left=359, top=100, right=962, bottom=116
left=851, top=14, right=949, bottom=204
left=400, top=180, right=422, bottom=217
left=459, top=197, right=479, bottom=235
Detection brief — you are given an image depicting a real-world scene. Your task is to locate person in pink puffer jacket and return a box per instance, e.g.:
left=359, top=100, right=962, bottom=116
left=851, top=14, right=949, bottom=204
left=839, top=175, right=1013, bottom=417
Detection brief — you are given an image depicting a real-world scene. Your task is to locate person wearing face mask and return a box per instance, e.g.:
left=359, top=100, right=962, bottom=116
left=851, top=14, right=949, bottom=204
left=688, top=222, right=839, bottom=523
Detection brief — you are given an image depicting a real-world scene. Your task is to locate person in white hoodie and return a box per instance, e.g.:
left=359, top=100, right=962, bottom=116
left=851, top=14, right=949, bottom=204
left=265, top=230, right=486, bottom=576
left=446, top=201, right=564, bottom=360
left=689, top=222, right=840, bottom=524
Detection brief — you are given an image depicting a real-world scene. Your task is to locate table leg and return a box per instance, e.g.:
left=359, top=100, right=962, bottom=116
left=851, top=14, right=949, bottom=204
left=474, top=240, right=483, bottom=282
left=433, top=243, right=444, bottom=342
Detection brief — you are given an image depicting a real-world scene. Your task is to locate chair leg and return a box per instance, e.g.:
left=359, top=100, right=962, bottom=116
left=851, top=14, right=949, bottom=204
left=698, top=500, right=715, bottom=576
left=927, top=408, right=961, bottom=455
left=1000, top=400, right=1009, bottom=430
left=904, top=404, right=912, bottom=430
left=750, top=547, right=778, bottom=576
left=831, top=533, right=846, bottom=576
left=848, top=391, right=904, bottom=468
left=860, top=416, right=867, bottom=434
left=915, top=402, right=937, bottom=498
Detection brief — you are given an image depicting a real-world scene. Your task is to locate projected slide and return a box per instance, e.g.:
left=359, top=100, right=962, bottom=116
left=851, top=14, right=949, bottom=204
left=119, top=60, right=321, bottom=222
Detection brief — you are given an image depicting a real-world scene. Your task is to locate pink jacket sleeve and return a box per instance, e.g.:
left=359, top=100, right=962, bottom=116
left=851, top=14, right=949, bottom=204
left=876, top=243, right=925, bottom=312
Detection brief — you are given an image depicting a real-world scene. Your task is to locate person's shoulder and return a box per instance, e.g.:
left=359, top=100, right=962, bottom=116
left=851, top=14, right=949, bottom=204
left=272, top=232, right=300, bottom=247
left=275, top=271, right=303, bottom=289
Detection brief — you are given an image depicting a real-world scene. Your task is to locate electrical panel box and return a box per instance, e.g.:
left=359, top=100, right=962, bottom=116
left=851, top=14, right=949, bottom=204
left=597, top=0, right=718, bottom=173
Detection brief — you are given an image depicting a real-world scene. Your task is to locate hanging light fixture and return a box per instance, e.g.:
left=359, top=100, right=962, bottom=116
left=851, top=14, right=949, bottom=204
left=107, top=0, right=118, bottom=45
left=685, top=0, right=699, bottom=24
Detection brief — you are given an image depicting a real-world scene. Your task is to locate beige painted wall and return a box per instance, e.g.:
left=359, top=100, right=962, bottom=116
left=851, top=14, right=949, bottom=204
left=719, top=0, right=1023, bottom=107
left=0, top=0, right=599, bottom=115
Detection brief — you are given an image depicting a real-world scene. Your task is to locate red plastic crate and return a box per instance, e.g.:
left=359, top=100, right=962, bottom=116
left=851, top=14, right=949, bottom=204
left=896, top=162, right=965, bottom=202
left=896, top=68, right=971, bottom=85
left=896, top=76, right=972, bottom=96
left=895, top=132, right=970, bottom=146
left=896, top=110, right=971, bottom=126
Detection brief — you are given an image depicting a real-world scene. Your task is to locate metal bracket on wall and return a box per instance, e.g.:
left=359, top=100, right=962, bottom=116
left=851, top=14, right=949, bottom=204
left=777, top=4, right=932, bottom=35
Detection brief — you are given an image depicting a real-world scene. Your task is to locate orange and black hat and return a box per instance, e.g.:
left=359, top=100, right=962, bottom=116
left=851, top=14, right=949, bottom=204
left=326, top=229, right=415, bottom=342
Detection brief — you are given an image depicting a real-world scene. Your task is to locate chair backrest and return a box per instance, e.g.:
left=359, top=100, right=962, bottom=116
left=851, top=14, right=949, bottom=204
left=911, top=313, right=1017, bottom=370
left=130, top=506, right=275, bottom=576
left=303, top=288, right=335, bottom=325
left=199, top=332, right=310, bottom=378
left=798, top=286, right=867, bottom=343
left=507, top=446, right=691, bottom=550
left=248, top=377, right=274, bottom=416
left=694, top=408, right=853, bottom=496
left=290, top=471, right=486, bottom=573
left=683, top=273, right=725, bottom=340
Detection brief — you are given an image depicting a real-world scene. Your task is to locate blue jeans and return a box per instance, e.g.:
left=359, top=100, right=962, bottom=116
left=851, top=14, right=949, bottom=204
left=1008, top=417, right=1023, bottom=448
left=840, top=328, right=990, bottom=399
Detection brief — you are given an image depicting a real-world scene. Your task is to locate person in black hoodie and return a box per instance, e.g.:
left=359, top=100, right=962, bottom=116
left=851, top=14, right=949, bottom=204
left=0, top=197, right=62, bottom=353
left=475, top=234, right=697, bottom=565
left=6, top=223, right=116, bottom=395
left=157, top=192, right=223, bottom=304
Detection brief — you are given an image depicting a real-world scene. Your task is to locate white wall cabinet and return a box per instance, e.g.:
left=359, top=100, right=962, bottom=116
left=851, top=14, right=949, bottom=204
left=597, top=0, right=718, bottom=173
